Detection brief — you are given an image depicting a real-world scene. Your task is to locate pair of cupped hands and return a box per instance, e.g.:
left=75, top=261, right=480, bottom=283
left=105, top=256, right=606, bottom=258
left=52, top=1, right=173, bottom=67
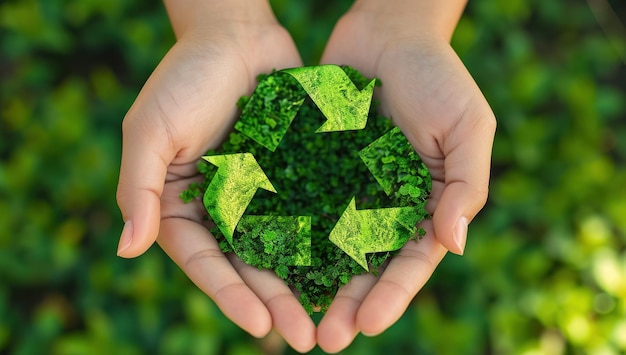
left=116, top=3, right=495, bottom=353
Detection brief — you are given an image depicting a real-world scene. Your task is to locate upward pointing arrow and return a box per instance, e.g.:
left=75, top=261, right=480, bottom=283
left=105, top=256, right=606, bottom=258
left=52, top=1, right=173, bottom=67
left=203, top=153, right=276, bottom=245
left=328, top=197, right=420, bottom=271
left=283, top=65, right=376, bottom=132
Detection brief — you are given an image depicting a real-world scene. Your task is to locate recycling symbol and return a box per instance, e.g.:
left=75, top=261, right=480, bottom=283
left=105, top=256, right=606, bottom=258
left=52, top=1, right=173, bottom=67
left=200, top=65, right=431, bottom=273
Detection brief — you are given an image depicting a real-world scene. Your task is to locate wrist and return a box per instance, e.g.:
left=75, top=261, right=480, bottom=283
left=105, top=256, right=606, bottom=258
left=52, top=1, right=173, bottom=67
left=349, top=0, right=467, bottom=42
left=164, top=0, right=278, bottom=39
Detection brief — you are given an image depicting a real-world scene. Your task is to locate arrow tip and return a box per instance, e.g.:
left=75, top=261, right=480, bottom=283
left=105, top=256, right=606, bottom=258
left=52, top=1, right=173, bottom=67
left=328, top=197, right=370, bottom=271
left=315, top=78, right=375, bottom=133
left=203, top=154, right=276, bottom=193
left=201, top=153, right=277, bottom=244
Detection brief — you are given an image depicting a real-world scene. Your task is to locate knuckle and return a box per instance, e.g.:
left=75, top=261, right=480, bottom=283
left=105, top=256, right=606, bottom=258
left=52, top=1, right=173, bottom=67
left=185, top=248, right=224, bottom=270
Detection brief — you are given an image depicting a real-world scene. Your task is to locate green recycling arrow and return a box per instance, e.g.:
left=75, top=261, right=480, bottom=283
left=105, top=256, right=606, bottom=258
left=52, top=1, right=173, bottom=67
left=234, top=88, right=304, bottom=152
left=199, top=65, right=430, bottom=278
left=203, top=153, right=276, bottom=245
left=358, top=126, right=411, bottom=196
left=234, top=65, right=376, bottom=152
left=283, top=65, right=376, bottom=132
left=328, top=197, right=421, bottom=271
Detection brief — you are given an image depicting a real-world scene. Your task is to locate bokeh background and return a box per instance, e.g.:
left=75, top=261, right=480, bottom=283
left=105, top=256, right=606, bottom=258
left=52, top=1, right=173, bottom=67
left=1, top=0, right=625, bottom=353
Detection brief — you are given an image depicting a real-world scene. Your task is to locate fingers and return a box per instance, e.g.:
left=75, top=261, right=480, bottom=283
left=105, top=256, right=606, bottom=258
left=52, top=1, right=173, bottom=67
left=116, top=115, right=174, bottom=258
left=229, top=256, right=316, bottom=353
left=356, top=224, right=447, bottom=336
left=159, top=217, right=317, bottom=351
left=432, top=102, right=496, bottom=255
left=317, top=273, right=378, bottom=353
left=317, top=223, right=447, bottom=348
left=158, top=217, right=273, bottom=338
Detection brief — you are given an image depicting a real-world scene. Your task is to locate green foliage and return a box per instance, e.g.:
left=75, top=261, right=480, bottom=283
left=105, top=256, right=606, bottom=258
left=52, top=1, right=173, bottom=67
left=235, top=215, right=312, bottom=267
left=234, top=73, right=306, bottom=151
left=359, top=126, right=432, bottom=206
left=186, top=67, right=431, bottom=312
left=1, top=0, right=625, bottom=354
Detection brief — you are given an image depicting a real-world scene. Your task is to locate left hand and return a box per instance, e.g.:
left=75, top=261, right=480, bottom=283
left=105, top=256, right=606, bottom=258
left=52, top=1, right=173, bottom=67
left=316, top=3, right=496, bottom=352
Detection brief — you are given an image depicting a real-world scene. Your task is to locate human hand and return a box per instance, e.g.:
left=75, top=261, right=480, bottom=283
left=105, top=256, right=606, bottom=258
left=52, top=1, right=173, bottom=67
left=115, top=1, right=315, bottom=352
left=316, top=1, right=496, bottom=352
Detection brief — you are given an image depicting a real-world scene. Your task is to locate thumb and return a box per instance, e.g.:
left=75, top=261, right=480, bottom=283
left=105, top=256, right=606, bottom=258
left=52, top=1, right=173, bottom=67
left=116, top=114, right=174, bottom=258
left=432, top=103, right=496, bottom=255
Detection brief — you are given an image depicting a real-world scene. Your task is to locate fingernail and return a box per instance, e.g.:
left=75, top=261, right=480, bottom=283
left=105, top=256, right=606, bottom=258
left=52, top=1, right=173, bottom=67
left=453, top=217, right=468, bottom=255
left=117, top=220, right=133, bottom=256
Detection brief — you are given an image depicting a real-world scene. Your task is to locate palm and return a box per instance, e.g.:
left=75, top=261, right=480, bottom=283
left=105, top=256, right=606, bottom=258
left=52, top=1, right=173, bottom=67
left=158, top=27, right=302, bottom=223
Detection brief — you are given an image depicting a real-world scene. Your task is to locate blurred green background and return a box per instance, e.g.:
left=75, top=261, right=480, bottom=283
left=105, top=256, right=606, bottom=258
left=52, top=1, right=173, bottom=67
left=1, top=0, right=625, bottom=353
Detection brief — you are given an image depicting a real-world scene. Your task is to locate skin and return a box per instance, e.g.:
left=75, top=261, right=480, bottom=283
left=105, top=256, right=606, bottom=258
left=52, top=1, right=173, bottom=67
left=115, top=0, right=495, bottom=353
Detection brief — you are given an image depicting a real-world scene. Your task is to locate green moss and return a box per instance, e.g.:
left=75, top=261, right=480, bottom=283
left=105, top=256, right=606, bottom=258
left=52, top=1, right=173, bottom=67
left=182, top=66, right=431, bottom=312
